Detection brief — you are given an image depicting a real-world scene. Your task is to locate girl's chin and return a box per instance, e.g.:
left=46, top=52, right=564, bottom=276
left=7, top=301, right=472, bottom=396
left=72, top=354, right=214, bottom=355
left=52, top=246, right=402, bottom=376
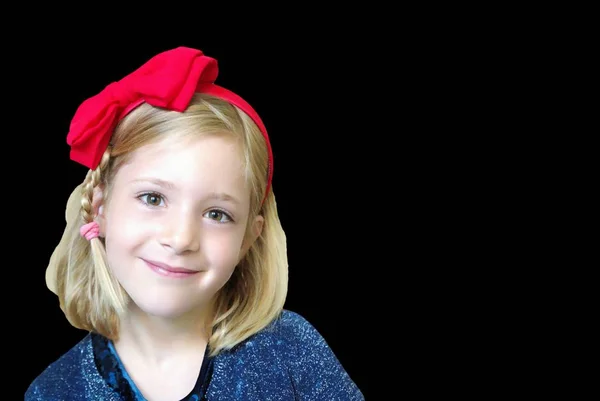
left=128, top=298, right=204, bottom=320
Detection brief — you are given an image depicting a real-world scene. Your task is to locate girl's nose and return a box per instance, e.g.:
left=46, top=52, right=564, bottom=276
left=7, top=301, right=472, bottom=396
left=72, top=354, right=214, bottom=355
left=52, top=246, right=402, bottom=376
left=159, top=210, right=201, bottom=254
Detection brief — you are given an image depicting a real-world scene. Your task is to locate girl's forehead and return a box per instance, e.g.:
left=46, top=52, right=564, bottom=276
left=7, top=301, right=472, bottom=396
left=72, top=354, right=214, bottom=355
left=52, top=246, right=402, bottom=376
left=114, top=135, right=248, bottom=193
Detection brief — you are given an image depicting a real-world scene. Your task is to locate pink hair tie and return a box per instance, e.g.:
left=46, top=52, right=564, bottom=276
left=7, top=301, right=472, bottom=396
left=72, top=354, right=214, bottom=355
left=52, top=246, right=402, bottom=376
left=80, top=221, right=100, bottom=240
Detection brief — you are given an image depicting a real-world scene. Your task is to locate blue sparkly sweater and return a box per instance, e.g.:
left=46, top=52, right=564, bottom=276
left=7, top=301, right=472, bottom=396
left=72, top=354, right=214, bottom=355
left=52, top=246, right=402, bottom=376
left=25, top=310, right=364, bottom=400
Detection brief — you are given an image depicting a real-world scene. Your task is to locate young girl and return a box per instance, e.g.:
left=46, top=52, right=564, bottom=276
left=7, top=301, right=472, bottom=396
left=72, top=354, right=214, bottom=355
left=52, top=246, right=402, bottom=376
left=26, top=47, right=364, bottom=400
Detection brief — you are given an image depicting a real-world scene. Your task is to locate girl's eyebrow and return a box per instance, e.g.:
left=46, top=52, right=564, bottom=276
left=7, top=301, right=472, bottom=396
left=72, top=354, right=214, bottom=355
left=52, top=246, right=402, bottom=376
left=205, top=192, right=240, bottom=205
left=130, top=178, right=240, bottom=205
left=130, top=178, right=176, bottom=190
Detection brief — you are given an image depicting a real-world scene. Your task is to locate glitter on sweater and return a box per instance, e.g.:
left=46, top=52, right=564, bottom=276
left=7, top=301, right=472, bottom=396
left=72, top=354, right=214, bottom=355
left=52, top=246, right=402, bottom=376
left=25, top=310, right=364, bottom=400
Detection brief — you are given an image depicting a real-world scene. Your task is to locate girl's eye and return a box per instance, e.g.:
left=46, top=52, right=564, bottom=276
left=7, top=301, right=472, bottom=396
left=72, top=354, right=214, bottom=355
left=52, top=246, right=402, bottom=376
left=139, top=193, right=164, bottom=207
left=136, top=194, right=232, bottom=222
left=205, top=210, right=232, bottom=223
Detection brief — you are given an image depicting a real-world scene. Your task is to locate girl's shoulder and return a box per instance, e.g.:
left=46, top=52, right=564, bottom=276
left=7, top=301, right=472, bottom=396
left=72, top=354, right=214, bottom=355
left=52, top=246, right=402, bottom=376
left=266, top=309, right=330, bottom=347
left=264, top=309, right=320, bottom=337
left=212, top=309, right=365, bottom=400
left=25, top=334, right=115, bottom=400
left=230, top=309, right=325, bottom=355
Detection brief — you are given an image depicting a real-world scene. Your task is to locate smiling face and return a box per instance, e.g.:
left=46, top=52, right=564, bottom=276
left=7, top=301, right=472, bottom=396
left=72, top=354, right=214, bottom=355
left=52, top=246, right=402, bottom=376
left=98, top=133, right=263, bottom=319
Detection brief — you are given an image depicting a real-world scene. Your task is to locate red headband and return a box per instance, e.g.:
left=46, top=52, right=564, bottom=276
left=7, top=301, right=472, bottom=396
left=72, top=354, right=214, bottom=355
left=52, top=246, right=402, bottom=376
left=66, top=46, right=273, bottom=204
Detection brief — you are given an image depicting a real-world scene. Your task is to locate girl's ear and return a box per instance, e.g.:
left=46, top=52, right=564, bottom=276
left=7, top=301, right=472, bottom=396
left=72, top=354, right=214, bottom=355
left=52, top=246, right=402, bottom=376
left=92, top=185, right=106, bottom=237
left=239, top=215, right=264, bottom=261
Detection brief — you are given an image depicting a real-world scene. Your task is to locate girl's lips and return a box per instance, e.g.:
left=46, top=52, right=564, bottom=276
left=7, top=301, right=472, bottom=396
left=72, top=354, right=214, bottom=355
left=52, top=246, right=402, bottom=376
left=142, top=259, right=199, bottom=278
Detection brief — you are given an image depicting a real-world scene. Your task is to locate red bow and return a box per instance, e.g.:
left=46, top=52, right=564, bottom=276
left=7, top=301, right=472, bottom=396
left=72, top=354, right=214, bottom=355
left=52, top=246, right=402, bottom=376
left=66, top=47, right=218, bottom=170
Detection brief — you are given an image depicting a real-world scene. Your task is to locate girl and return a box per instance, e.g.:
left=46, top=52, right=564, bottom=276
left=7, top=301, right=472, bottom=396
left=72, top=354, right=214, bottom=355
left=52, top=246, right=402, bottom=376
left=25, top=47, right=364, bottom=400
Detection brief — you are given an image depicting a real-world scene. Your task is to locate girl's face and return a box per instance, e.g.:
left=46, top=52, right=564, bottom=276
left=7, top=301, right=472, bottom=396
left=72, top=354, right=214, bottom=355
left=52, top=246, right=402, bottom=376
left=99, top=134, right=263, bottom=319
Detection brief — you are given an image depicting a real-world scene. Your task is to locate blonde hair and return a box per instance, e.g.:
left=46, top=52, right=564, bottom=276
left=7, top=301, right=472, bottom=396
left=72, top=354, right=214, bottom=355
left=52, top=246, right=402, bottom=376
left=47, top=94, right=288, bottom=357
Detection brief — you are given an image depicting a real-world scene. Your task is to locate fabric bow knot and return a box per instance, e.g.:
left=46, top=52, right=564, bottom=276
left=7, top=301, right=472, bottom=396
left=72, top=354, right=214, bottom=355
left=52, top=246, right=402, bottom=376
left=66, top=47, right=219, bottom=170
